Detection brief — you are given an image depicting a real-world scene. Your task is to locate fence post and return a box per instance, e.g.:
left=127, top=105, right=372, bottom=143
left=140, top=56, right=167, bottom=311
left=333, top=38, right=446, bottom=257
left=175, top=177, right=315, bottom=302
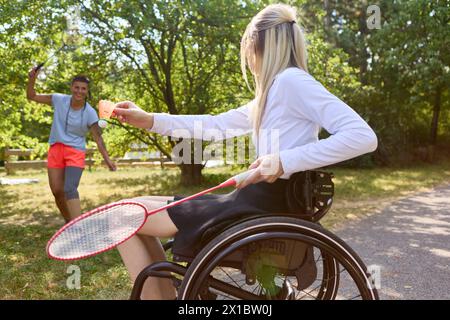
left=4, top=148, right=10, bottom=175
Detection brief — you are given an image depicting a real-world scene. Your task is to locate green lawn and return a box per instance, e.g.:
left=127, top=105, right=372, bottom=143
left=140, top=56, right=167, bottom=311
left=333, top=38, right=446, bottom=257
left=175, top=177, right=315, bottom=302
left=1, top=162, right=450, bottom=299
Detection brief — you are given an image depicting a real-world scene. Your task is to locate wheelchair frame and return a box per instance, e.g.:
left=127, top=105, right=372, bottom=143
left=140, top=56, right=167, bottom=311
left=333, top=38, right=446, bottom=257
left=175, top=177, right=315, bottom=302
left=129, top=172, right=379, bottom=300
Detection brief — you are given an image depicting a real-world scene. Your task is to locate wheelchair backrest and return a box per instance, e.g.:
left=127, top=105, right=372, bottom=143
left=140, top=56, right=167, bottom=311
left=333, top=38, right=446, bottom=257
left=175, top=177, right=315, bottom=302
left=286, top=170, right=334, bottom=222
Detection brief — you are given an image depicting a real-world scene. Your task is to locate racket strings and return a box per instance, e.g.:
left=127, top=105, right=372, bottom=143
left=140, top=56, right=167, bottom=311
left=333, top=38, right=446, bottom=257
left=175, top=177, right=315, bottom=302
left=48, top=204, right=146, bottom=260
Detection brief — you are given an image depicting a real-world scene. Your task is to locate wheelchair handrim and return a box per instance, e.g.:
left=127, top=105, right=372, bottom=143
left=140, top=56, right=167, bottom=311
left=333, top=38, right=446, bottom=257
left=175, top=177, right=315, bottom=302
left=179, top=220, right=378, bottom=300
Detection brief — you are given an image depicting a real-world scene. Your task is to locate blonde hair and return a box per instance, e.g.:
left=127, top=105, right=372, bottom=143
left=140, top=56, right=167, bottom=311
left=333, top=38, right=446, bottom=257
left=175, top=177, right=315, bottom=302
left=240, top=3, right=308, bottom=134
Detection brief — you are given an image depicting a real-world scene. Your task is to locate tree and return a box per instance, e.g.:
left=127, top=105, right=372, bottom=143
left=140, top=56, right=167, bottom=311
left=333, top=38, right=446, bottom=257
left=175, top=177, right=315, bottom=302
left=301, top=0, right=450, bottom=163
left=369, top=0, right=449, bottom=158
left=0, top=0, right=69, bottom=155
left=77, top=0, right=259, bottom=184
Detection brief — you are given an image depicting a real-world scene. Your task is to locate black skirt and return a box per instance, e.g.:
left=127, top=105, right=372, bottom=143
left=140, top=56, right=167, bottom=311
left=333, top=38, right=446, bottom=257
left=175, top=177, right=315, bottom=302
left=166, top=179, right=290, bottom=256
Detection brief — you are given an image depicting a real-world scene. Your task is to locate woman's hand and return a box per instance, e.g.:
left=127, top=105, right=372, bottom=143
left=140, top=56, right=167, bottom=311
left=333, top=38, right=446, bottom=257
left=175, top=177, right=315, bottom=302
left=236, top=154, right=284, bottom=189
left=112, top=101, right=154, bottom=129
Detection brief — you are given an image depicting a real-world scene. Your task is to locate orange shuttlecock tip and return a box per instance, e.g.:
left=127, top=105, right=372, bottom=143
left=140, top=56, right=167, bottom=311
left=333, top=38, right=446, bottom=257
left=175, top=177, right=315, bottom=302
left=98, top=100, right=116, bottom=119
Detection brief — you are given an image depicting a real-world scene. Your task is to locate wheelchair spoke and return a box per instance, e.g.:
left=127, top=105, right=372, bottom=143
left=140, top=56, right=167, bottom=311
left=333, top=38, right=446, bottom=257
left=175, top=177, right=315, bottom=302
left=297, top=278, right=328, bottom=300
left=216, top=267, right=243, bottom=288
left=253, top=285, right=262, bottom=296
left=208, top=267, right=269, bottom=300
left=315, top=251, right=323, bottom=263
left=207, top=254, right=366, bottom=300
left=177, top=217, right=378, bottom=300
left=298, top=288, right=322, bottom=300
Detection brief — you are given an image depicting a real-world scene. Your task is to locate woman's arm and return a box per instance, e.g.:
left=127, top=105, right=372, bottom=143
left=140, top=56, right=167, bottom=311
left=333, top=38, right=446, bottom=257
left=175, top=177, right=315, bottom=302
left=237, top=70, right=378, bottom=188
left=278, top=71, right=378, bottom=175
left=26, top=67, right=52, bottom=106
left=113, top=101, right=252, bottom=141
left=89, top=123, right=116, bottom=171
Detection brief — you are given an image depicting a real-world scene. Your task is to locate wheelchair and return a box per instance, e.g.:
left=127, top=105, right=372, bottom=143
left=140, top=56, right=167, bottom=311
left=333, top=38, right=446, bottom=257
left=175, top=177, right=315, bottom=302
left=130, top=171, right=379, bottom=300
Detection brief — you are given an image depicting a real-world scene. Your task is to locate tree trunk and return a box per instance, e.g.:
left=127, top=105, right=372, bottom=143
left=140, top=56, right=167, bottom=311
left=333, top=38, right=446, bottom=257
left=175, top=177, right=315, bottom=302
left=428, top=85, right=442, bottom=162
left=430, top=85, right=442, bottom=146
left=358, top=3, right=369, bottom=85
left=180, top=163, right=203, bottom=186
left=373, top=139, right=390, bottom=166
left=323, top=0, right=332, bottom=42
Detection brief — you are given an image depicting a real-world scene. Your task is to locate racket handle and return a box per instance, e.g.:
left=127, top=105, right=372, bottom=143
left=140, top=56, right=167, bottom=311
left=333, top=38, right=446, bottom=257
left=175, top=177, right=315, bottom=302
left=232, top=169, right=256, bottom=185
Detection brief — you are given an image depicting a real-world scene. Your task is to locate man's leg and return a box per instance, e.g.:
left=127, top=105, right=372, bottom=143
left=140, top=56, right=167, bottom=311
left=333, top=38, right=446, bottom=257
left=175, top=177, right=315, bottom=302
left=64, top=166, right=84, bottom=220
left=48, top=168, right=71, bottom=223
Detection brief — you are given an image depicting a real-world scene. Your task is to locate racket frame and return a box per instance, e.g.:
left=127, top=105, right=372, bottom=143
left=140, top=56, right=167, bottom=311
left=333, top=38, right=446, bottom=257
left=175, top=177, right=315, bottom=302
left=46, top=169, right=254, bottom=261
left=46, top=201, right=149, bottom=261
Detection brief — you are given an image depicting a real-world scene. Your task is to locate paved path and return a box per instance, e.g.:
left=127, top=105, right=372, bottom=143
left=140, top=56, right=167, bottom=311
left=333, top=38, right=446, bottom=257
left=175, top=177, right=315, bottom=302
left=335, top=184, right=450, bottom=300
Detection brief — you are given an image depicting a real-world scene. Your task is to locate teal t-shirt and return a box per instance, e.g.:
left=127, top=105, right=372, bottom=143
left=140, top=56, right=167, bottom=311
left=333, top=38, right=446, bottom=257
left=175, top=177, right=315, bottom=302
left=48, top=94, right=99, bottom=151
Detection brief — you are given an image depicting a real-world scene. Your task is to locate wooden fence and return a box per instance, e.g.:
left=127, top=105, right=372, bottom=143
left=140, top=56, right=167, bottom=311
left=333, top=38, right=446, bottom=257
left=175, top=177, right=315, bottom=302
left=3, top=148, right=175, bottom=175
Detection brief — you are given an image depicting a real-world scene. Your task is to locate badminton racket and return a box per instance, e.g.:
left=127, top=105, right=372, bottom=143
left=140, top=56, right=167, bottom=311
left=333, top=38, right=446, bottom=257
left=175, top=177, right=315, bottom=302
left=36, top=45, right=67, bottom=71
left=46, top=169, right=256, bottom=261
left=36, top=6, right=82, bottom=71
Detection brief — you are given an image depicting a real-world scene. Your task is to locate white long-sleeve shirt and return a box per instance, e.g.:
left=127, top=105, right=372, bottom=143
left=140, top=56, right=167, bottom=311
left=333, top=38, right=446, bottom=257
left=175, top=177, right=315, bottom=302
left=149, top=67, right=378, bottom=179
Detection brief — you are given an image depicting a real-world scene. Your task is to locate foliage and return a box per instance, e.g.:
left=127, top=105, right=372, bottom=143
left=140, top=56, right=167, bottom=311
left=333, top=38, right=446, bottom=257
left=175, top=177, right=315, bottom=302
left=1, top=0, right=448, bottom=166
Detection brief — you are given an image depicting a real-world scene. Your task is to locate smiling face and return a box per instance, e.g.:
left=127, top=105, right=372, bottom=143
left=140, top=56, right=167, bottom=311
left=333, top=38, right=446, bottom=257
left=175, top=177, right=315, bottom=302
left=70, top=81, right=89, bottom=103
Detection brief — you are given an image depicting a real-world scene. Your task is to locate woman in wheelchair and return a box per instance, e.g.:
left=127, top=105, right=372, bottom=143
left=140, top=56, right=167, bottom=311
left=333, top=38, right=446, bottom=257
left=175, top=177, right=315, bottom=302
left=113, top=3, right=378, bottom=300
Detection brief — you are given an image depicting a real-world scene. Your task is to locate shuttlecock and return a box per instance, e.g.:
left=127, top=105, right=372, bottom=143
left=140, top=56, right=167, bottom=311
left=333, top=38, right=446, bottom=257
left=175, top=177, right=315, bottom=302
left=98, top=119, right=108, bottom=128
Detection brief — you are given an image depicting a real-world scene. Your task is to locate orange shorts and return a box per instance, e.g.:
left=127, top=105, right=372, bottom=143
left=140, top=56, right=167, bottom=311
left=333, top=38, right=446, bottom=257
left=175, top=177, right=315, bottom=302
left=47, top=143, right=85, bottom=169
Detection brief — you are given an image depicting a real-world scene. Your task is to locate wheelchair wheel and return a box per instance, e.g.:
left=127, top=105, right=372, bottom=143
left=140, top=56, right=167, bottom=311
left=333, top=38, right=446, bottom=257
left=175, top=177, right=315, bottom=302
left=178, top=216, right=378, bottom=300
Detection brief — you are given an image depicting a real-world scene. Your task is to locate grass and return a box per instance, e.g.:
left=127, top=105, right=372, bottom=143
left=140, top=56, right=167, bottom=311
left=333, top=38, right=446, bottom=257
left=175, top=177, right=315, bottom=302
left=1, top=161, right=450, bottom=299
left=321, top=162, right=450, bottom=229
